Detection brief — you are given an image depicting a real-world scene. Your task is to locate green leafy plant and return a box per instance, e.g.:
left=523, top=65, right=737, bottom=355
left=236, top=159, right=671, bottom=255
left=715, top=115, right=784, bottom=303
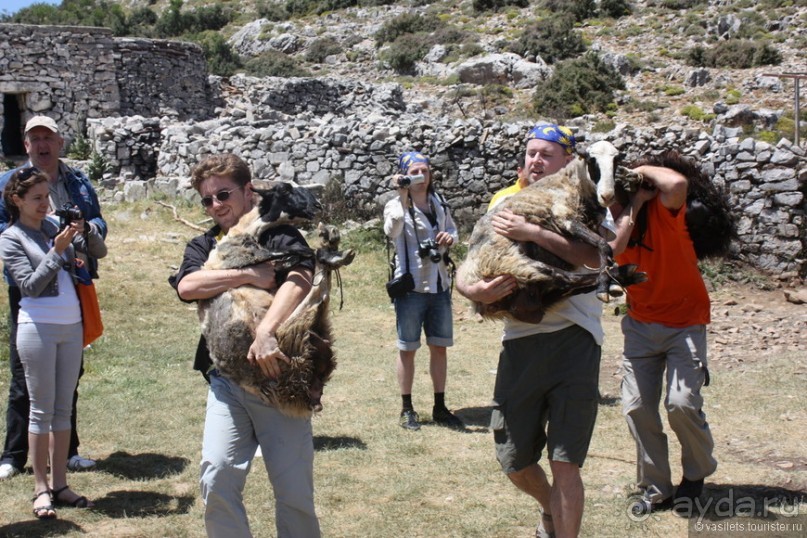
left=686, top=40, right=781, bottom=68
left=680, top=105, right=715, bottom=122
left=662, top=85, right=685, bottom=96
left=471, top=0, right=528, bottom=14
left=379, top=34, right=430, bottom=74
left=509, top=13, right=586, bottom=64
left=188, top=31, right=243, bottom=77
left=305, top=37, right=343, bottom=63
left=244, top=50, right=311, bottom=77
left=539, top=0, right=596, bottom=22
left=86, top=151, right=110, bottom=182
left=532, top=53, right=625, bottom=119
left=67, top=135, right=92, bottom=160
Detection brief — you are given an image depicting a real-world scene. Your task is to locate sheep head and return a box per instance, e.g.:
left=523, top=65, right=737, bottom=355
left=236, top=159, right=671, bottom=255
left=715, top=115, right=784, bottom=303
left=581, top=140, right=621, bottom=208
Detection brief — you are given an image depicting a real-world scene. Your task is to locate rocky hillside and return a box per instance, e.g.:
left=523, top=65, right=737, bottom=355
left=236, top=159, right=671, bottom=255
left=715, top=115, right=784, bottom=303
left=214, top=0, right=806, bottom=136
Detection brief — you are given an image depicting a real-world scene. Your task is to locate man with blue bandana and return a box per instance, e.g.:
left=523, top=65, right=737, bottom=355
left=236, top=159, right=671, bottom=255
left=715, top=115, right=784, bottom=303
left=457, top=123, right=608, bottom=538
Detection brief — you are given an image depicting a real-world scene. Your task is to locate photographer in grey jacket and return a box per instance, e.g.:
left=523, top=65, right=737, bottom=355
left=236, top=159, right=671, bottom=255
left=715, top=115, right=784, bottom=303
left=0, top=167, right=106, bottom=518
left=0, top=116, right=107, bottom=481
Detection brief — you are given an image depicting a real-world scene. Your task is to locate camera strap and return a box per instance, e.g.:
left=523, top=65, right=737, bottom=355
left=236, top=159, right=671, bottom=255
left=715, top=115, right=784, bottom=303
left=408, top=198, right=456, bottom=295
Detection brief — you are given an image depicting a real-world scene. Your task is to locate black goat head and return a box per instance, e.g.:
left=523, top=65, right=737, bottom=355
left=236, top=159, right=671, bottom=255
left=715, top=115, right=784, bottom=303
left=253, top=182, right=322, bottom=225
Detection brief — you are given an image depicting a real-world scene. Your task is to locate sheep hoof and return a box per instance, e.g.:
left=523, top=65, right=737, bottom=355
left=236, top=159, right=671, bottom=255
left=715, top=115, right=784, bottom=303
left=596, top=291, right=611, bottom=303
left=608, top=284, right=624, bottom=297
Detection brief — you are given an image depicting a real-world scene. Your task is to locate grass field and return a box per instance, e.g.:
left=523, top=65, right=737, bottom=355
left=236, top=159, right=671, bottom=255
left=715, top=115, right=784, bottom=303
left=0, top=199, right=804, bottom=537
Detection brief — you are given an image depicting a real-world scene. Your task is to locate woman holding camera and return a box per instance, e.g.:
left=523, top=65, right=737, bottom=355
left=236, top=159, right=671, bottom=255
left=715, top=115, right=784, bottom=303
left=0, top=168, right=106, bottom=519
left=383, top=151, right=463, bottom=431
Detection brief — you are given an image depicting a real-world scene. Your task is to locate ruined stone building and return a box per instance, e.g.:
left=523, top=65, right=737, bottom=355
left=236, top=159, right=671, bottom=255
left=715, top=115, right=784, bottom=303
left=0, top=23, right=216, bottom=158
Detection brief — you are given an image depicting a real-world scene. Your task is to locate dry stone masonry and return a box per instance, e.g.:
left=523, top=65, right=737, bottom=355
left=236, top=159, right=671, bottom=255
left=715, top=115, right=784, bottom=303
left=0, top=25, right=804, bottom=278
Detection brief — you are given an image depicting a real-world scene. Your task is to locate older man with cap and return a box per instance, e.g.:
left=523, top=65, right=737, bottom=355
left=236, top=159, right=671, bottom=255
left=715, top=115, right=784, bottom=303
left=0, top=115, right=107, bottom=480
left=456, top=123, right=609, bottom=538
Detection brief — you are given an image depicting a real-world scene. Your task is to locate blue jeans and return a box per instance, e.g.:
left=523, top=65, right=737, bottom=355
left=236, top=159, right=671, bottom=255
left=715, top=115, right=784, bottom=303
left=201, top=372, right=320, bottom=538
left=393, top=290, right=453, bottom=351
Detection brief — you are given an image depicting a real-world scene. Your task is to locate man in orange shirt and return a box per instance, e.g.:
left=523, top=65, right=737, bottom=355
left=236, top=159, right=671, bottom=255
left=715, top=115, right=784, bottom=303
left=609, top=162, right=717, bottom=518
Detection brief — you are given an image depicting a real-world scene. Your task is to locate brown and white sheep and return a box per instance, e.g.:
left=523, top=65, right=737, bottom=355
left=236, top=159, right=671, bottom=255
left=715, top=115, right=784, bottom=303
left=462, top=140, right=646, bottom=324
left=199, top=183, right=355, bottom=418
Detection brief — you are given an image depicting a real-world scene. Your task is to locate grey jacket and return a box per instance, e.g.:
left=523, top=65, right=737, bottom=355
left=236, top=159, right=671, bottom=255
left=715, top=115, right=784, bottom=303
left=0, top=219, right=107, bottom=298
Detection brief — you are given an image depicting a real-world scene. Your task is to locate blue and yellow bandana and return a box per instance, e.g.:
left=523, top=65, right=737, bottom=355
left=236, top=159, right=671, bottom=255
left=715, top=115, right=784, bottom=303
left=398, top=151, right=430, bottom=174
left=526, top=123, right=577, bottom=155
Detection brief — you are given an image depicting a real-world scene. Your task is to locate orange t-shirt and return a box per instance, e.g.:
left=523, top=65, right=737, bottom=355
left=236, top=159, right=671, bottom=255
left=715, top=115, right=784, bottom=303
left=615, top=197, right=710, bottom=327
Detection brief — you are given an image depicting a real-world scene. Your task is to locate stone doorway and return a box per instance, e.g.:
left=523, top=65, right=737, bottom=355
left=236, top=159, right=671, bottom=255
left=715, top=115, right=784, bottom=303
left=2, top=94, right=26, bottom=158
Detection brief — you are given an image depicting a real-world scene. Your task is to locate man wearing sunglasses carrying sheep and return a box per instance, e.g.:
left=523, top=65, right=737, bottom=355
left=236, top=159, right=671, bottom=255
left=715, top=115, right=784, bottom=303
left=169, top=153, right=319, bottom=537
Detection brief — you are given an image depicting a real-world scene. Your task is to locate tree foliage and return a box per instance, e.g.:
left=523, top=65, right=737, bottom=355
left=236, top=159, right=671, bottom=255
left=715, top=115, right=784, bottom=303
left=686, top=40, right=782, bottom=68
left=532, top=53, right=625, bottom=120
left=510, top=13, right=586, bottom=64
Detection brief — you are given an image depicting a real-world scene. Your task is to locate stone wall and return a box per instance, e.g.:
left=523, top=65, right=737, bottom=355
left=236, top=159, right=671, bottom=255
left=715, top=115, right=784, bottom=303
left=0, top=23, right=214, bottom=155
left=85, top=77, right=805, bottom=278
left=114, top=38, right=217, bottom=120
left=0, top=24, right=119, bottom=147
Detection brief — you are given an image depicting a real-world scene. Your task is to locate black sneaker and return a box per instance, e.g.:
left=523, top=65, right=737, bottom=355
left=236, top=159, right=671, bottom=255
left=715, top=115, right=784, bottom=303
left=672, top=477, right=704, bottom=518
left=400, top=409, right=421, bottom=431
left=432, top=407, right=465, bottom=430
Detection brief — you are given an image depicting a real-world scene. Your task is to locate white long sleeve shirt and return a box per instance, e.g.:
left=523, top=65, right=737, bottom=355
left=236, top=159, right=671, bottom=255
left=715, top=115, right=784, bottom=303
left=383, top=193, right=459, bottom=294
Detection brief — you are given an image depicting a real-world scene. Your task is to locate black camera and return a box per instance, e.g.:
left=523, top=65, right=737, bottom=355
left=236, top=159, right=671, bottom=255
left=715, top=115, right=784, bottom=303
left=397, top=174, right=425, bottom=189
left=418, top=239, right=442, bottom=263
left=55, top=203, right=83, bottom=230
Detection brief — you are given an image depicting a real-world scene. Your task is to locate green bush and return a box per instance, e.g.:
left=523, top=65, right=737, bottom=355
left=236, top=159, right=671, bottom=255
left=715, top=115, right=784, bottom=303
left=592, top=119, right=616, bottom=132
left=256, top=0, right=290, bottom=21
left=67, top=135, right=92, bottom=160
left=539, top=0, right=596, bottom=22
left=154, top=0, right=232, bottom=38
left=471, top=0, right=528, bottom=14
left=87, top=152, right=110, bottom=182
left=374, top=12, right=443, bottom=47
left=532, top=53, right=625, bottom=120
left=599, top=0, right=632, bottom=18
left=724, top=89, right=742, bottom=105
left=189, top=31, right=242, bottom=77
left=244, top=50, right=310, bottom=77
left=680, top=105, right=715, bottom=122
left=284, top=0, right=360, bottom=16
left=686, top=40, right=781, bottom=68
left=379, top=33, right=430, bottom=74
left=662, top=85, right=685, bottom=96
left=305, top=37, right=343, bottom=63
left=509, top=13, right=586, bottom=64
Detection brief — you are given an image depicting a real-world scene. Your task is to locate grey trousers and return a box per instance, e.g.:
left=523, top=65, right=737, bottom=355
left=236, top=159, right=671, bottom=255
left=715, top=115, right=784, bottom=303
left=620, top=316, right=717, bottom=502
left=200, top=373, right=320, bottom=538
left=17, top=321, right=83, bottom=434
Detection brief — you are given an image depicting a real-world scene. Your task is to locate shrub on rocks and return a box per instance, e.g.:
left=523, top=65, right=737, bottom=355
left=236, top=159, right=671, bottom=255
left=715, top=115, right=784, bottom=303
left=686, top=40, right=782, bottom=68
left=509, top=13, right=586, bottom=64
left=244, top=50, right=311, bottom=77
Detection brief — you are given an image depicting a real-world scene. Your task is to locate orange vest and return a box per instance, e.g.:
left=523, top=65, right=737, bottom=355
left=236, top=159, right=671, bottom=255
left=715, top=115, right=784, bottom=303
left=615, top=197, right=710, bottom=327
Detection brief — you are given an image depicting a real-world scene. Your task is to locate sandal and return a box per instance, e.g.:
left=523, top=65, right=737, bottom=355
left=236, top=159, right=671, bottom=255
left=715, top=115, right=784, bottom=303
left=51, top=485, right=93, bottom=508
left=535, top=511, right=555, bottom=538
left=32, top=490, right=57, bottom=520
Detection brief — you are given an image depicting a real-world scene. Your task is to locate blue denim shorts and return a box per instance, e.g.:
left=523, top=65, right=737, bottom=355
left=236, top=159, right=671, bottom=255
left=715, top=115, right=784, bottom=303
left=393, top=290, right=453, bottom=351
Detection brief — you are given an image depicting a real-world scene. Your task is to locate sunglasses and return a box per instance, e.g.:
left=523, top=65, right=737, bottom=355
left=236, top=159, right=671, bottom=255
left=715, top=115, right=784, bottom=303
left=201, top=187, right=240, bottom=208
left=17, top=167, right=41, bottom=181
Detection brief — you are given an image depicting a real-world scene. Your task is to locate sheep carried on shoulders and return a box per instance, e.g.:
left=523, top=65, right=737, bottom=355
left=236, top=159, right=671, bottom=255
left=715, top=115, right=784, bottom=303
left=199, top=182, right=355, bottom=418
left=616, top=150, right=735, bottom=260
left=462, top=140, right=646, bottom=324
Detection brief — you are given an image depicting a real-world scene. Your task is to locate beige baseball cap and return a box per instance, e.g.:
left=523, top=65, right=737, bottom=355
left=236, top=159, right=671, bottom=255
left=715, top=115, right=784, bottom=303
left=24, top=116, right=60, bottom=134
